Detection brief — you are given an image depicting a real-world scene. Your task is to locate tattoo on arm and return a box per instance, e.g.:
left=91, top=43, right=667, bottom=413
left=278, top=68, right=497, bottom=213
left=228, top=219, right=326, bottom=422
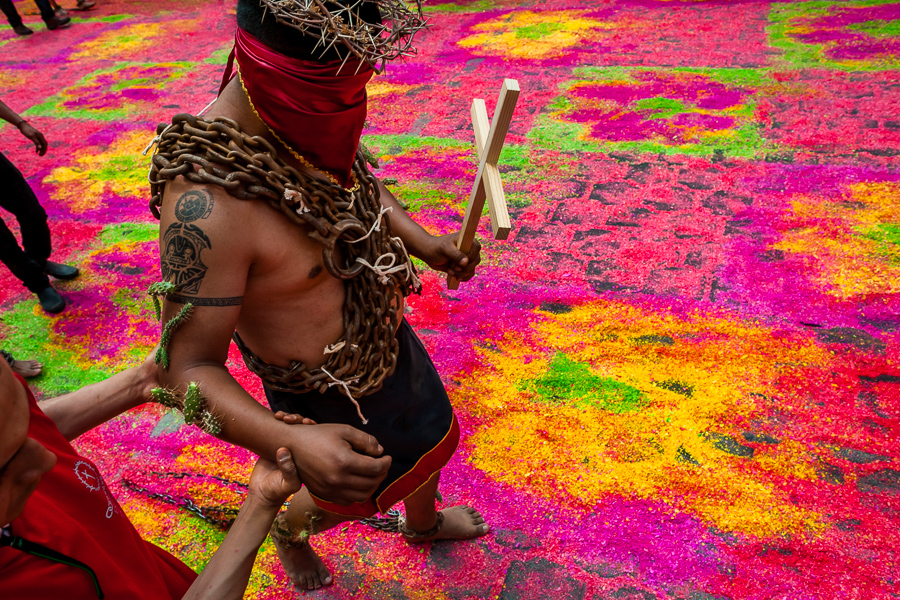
left=161, top=223, right=211, bottom=294
left=174, top=189, right=214, bottom=222
left=161, top=190, right=216, bottom=294
left=166, top=294, right=243, bottom=307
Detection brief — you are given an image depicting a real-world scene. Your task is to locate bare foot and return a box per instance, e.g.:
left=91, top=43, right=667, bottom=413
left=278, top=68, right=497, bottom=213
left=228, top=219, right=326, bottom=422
left=404, top=505, right=489, bottom=542
left=273, top=537, right=333, bottom=590
left=11, top=359, right=42, bottom=378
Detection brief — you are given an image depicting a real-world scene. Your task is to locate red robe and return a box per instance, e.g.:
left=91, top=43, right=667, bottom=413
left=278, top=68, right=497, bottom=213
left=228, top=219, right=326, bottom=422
left=0, top=375, right=197, bottom=600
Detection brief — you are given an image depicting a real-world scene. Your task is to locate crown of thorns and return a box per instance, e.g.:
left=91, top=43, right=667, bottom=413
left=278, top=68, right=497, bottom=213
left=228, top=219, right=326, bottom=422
left=259, top=0, right=428, bottom=73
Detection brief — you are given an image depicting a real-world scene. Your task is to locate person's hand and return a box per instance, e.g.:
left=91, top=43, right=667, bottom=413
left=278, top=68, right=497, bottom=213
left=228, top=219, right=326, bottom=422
left=17, top=122, right=47, bottom=156
left=285, top=423, right=391, bottom=505
left=418, top=233, right=482, bottom=282
left=247, top=447, right=302, bottom=508
left=274, top=410, right=316, bottom=425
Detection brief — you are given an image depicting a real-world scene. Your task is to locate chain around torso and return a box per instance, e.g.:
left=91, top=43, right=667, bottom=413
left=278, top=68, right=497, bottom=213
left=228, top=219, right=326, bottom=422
left=148, top=114, right=421, bottom=399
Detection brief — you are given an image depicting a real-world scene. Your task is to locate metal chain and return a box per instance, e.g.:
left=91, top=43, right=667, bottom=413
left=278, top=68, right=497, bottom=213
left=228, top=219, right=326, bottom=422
left=122, top=473, right=245, bottom=529
left=125, top=471, right=429, bottom=534
left=148, top=114, right=421, bottom=400
left=360, top=508, right=402, bottom=533
left=147, top=471, right=249, bottom=490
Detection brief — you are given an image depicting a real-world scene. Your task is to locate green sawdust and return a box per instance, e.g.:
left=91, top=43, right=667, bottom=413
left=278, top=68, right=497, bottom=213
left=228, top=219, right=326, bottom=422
left=25, top=62, right=191, bottom=121
left=572, top=66, right=637, bottom=82
left=1, top=301, right=112, bottom=396
left=859, top=223, right=900, bottom=263
left=574, top=66, right=770, bottom=89
left=517, top=22, right=565, bottom=39
left=0, top=15, right=134, bottom=48
left=111, top=288, right=154, bottom=319
left=496, top=144, right=529, bottom=171
left=862, top=223, right=900, bottom=246
left=148, top=511, right=225, bottom=572
left=99, top=222, right=158, bottom=246
left=848, top=19, right=900, bottom=38
left=768, top=0, right=900, bottom=70
left=633, top=97, right=689, bottom=120
left=88, top=155, right=150, bottom=195
left=424, top=0, right=494, bottom=12
left=70, top=14, right=133, bottom=23
left=530, top=113, right=766, bottom=158
left=363, top=134, right=470, bottom=153
left=363, top=134, right=528, bottom=170
left=528, top=114, right=597, bottom=155
left=533, top=68, right=769, bottom=158
left=390, top=183, right=460, bottom=213
left=507, top=192, right=532, bottom=208
left=410, top=256, right=429, bottom=273
left=527, top=353, right=645, bottom=413
left=205, top=45, right=233, bottom=64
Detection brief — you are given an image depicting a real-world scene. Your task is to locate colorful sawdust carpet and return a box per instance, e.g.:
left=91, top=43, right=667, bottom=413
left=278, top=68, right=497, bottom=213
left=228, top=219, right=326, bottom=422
left=2, top=0, right=899, bottom=598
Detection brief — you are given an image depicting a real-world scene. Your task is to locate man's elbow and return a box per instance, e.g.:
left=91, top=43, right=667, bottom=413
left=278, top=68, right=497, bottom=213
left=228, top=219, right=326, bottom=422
left=157, top=358, right=223, bottom=389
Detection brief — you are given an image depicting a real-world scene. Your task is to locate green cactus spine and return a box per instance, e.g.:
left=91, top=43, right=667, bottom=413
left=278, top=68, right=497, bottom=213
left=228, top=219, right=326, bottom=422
left=182, top=382, right=202, bottom=425
left=150, top=387, right=180, bottom=409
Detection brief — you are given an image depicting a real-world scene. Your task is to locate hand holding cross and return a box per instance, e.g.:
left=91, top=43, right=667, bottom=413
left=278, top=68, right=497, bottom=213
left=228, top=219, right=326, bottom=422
left=447, top=79, right=520, bottom=290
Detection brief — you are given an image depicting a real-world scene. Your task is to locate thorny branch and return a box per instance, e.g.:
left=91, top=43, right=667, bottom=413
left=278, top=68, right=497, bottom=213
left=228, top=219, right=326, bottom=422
left=258, top=0, right=428, bottom=73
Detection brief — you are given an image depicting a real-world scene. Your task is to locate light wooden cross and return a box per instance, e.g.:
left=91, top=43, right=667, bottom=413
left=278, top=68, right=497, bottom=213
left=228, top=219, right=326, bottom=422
left=447, top=79, right=520, bottom=290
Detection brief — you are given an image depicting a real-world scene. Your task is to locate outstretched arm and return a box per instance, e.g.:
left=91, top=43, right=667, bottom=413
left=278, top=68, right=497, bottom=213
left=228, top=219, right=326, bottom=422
left=183, top=448, right=301, bottom=600
left=376, top=178, right=482, bottom=282
left=39, top=354, right=156, bottom=441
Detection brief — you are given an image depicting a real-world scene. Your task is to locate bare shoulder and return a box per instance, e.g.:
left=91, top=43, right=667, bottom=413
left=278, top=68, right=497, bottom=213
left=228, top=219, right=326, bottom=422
left=159, top=177, right=256, bottom=226
left=158, top=177, right=256, bottom=297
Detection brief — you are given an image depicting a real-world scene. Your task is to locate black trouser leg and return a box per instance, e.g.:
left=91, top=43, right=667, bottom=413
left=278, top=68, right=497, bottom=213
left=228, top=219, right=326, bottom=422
left=0, top=0, right=24, bottom=28
left=0, top=152, right=51, bottom=293
left=34, top=0, right=54, bottom=22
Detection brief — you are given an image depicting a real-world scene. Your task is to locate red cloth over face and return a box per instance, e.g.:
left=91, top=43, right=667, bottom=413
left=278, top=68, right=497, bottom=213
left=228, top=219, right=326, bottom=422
left=221, top=27, right=374, bottom=188
left=0, top=375, right=197, bottom=600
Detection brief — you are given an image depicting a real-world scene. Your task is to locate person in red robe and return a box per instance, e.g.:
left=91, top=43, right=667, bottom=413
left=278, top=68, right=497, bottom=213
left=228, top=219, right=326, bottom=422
left=0, top=354, right=302, bottom=600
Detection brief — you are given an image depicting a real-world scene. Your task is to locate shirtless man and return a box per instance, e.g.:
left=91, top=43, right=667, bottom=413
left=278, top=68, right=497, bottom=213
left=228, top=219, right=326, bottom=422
left=153, top=0, right=487, bottom=590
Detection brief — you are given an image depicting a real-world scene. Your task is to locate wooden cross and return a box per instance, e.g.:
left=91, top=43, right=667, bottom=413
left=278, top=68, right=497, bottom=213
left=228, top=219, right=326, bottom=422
left=447, top=79, right=520, bottom=290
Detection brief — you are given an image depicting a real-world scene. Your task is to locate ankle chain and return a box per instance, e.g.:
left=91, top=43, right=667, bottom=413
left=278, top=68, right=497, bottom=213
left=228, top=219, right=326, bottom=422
left=398, top=511, right=444, bottom=539
left=270, top=513, right=310, bottom=549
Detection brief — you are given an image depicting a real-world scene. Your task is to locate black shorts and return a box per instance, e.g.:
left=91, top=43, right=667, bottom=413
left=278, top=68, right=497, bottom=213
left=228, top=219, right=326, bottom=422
left=264, top=319, right=459, bottom=517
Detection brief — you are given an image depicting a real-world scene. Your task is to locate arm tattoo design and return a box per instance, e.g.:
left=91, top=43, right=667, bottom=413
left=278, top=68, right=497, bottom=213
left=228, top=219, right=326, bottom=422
left=167, top=293, right=243, bottom=307
left=174, top=189, right=214, bottom=222
left=161, top=223, right=211, bottom=294
left=161, top=190, right=215, bottom=294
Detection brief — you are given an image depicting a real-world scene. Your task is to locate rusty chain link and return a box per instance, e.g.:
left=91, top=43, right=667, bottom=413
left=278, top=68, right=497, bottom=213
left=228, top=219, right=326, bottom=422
left=148, top=114, right=420, bottom=399
left=124, top=471, right=405, bottom=534
left=121, top=472, right=247, bottom=529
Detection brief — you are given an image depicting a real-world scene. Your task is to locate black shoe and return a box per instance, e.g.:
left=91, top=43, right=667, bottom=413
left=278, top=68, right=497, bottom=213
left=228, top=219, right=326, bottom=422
left=45, top=15, right=71, bottom=30
left=13, top=24, right=34, bottom=35
left=44, top=261, right=79, bottom=280
left=36, top=287, right=65, bottom=314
